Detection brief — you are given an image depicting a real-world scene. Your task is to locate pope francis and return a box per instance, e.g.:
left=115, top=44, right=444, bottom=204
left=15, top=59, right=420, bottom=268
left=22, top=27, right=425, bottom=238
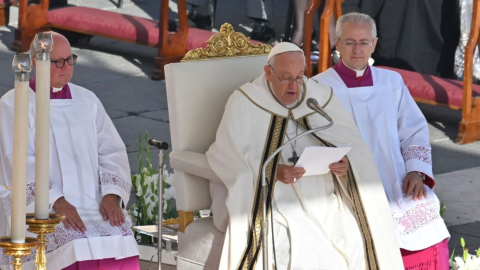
left=205, top=42, right=404, bottom=270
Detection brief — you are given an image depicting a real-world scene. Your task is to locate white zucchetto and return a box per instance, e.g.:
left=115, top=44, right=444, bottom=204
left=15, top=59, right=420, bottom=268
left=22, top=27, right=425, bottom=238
left=267, top=42, right=303, bottom=61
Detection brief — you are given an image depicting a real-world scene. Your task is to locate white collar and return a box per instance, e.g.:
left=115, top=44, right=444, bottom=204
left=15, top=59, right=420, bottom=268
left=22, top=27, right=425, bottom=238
left=342, top=60, right=367, bottom=77
left=52, top=86, right=63, bottom=93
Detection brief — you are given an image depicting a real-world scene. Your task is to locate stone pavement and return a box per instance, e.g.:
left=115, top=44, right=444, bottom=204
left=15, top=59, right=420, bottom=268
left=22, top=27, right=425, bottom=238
left=0, top=0, right=478, bottom=267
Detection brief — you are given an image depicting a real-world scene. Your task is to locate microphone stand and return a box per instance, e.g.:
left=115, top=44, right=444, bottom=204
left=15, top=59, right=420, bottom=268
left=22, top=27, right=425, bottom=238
left=148, top=139, right=169, bottom=270
left=261, top=118, right=333, bottom=270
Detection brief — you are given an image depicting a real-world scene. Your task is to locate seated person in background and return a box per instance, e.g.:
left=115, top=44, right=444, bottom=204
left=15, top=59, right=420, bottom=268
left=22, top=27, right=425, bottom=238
left=0, top=32, right=139, bottom=270
left=187, top=0, right=276, bottom=42
left=206, top=42, right=403, bottom=269
left=314, top=12, right=450, bottom=269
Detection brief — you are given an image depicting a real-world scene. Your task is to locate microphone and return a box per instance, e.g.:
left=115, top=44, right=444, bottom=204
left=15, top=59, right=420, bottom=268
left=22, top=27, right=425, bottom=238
left=260, top=98, right=334, bottom=269
left=306, top=98, right=333, bottom=122
left=148, top=139, right=169, bottom=150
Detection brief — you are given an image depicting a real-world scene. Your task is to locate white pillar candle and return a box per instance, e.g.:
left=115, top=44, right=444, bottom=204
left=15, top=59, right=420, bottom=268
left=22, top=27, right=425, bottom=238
left=34, top=58, right=50, bottom=220
left=11, top=54, right=32, bottom=243
left=33, top=33, right=53, bottom=220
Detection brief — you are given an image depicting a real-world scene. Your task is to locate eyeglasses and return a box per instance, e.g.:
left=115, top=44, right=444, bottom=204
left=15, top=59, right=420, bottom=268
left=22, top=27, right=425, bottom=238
left=50, top=54, right=77, bottom=68
left=338, top=40, right=373, bottom=49
left=268, top=65, right=308, bottom=85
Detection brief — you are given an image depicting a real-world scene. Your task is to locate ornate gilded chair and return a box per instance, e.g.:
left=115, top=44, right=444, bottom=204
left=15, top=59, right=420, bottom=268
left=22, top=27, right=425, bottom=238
left=164, top=23, right=271, bottom=269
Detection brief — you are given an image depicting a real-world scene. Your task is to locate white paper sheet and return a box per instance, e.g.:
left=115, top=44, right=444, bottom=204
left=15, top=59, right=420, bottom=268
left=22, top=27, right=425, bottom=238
left=295, top=146, right=352, bottom=176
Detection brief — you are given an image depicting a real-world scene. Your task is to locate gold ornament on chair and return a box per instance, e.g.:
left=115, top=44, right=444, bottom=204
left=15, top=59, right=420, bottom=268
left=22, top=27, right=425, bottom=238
left=183, top=23, right=272, bottom=61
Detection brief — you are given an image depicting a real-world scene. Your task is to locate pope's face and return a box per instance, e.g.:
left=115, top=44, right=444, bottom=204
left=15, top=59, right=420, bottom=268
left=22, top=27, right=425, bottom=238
left=336, top=22, right=378, bottom=70
left=49, top=35, right=74, bottom=88
left=264, top=52, right=305, bottom=106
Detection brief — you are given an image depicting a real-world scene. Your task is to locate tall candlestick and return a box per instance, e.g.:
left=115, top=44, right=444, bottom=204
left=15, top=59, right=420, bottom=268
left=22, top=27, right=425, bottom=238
left=10, top=53, right=32, bottom=243
left=33, top=33, right=53, bottom=220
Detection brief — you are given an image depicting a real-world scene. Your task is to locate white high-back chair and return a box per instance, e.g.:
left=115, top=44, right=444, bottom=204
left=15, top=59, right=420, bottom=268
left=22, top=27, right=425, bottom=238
left=165, top=23, right=271, bottom=269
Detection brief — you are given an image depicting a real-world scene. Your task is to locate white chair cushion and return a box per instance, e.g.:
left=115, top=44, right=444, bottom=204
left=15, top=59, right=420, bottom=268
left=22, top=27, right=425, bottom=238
left=177, top=217, right=225, bottom=270
left=170, top=151, right=229, bottom=230
left=170, top=151, right=221, bottom=184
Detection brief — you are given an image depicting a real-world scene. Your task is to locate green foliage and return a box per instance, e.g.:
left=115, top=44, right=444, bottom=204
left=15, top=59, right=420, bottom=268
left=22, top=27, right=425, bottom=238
left=129, top=132, right=159, bottom=228
left=128, top=132, right=178, bottom=244
left=440, top=201, right=446, bottom=217
left=461, top=237, right=469, bottom=262
left=450, top=237, right=480, bottom=268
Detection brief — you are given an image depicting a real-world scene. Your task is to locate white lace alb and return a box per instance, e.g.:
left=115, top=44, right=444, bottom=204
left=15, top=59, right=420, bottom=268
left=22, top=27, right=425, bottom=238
left=100, top=170, right=132, bottom=194
left=395, top=200, right=441, bottom=235
left=0, top=220, right=133, bottom=264
left=402, top=146, right=432, bottom=165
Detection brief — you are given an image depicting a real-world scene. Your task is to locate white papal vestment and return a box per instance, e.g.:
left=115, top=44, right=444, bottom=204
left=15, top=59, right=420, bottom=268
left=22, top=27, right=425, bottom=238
left=206, top=74, right=404, bottom=270
left=314, top=67, right=450, bottom=251
left=0, top=83, right=138, bottom=270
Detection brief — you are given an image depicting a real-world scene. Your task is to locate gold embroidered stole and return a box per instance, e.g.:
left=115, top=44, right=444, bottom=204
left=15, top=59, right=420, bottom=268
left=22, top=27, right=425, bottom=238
left=236, top=114, right=287, bottom=270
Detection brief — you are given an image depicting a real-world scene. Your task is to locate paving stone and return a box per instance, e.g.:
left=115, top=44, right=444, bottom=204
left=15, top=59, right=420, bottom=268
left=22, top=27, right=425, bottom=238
left=139, top=109, right=169, bottom=122
left=112, top=115, right=171, bottom=152
left=81, top=74, right=167, bottom=114
left=448, top=223, right=480, bottom=256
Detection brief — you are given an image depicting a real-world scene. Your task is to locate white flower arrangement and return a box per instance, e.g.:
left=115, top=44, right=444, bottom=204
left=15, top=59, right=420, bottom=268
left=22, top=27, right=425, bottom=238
left=129, top=132, right=177, bottom=244
left=450, top=238, right=480, bottom=270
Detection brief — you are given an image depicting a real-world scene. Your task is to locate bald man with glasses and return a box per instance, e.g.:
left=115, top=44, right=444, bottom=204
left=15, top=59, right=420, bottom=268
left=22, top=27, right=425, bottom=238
left=0, top=32, right=140, bottom=270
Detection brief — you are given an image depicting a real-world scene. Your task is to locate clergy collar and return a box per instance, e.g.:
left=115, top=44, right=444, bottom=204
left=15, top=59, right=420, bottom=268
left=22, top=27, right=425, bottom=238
left=52, top=87, right=63, bottom=93
left=239, top=74, right=332, bottom=120
left=340, top=59, right=368, bottom=77
left=29, top=76, right=72, bottom=99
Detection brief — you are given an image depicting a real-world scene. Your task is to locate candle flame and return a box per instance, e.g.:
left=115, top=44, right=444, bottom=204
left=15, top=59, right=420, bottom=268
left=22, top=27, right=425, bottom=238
left=41, top=42, right=46, bottom=50
left=17, top=62, right=22, bottom=71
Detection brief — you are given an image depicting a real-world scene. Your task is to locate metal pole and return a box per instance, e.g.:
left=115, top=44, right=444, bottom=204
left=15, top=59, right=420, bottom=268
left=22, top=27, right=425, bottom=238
left=261, top=119, right=334, bottom=270
left=148, top=139, right=169, bottom=269
left=158, top=150, right=163, bottom=270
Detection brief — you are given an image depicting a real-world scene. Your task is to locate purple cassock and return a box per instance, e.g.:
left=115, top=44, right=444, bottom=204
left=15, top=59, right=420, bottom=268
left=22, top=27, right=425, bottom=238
left=332, top=60, right=373, bottom=88
left=29, top=76, right=72, bottom=99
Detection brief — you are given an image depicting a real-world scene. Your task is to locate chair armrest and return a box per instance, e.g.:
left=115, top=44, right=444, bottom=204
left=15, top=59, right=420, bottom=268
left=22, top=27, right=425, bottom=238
left=170, top=151, right=222, bottom=184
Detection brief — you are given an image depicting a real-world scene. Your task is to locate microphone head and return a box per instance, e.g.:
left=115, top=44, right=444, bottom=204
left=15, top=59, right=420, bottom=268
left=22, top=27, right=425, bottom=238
left=148, top=139, right=169, bottom=150
left=306, top=98, right=319, bottom=109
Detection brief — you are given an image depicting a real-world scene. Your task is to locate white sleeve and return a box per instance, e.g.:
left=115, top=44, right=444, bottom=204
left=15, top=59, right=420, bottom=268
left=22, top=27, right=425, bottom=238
left=397, top=83, right=434, bottom=181
left=95, top=98, right=132, bottom=206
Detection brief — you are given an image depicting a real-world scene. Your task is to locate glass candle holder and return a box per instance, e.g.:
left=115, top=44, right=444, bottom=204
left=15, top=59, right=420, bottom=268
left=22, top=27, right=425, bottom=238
left=12, top=53, right=32, bottom=82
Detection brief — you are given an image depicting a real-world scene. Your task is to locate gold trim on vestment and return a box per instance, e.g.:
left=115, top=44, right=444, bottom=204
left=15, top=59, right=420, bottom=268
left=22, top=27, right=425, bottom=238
left=238, top=88, right=286, bottom=118
left=323, top=87, right=334, bottom=108
left=182, top=23, right=272, bottom=61
left=237, top=115, right=287, bottom=269
left=298, top=117, right=380, bottom=270
left=238, top=83, right=333, bottom=121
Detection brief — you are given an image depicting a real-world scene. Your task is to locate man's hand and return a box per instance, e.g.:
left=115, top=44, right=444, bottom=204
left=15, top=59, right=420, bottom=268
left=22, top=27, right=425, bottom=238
left=403, top=172, right=428, bottom=201
left=329, top=156, right=349, bottom=176
left=53, top=197, right=86, bottom=232
left=100, top=194, right=125, bottom=226
left=276, top=164, right=305, bottom=184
